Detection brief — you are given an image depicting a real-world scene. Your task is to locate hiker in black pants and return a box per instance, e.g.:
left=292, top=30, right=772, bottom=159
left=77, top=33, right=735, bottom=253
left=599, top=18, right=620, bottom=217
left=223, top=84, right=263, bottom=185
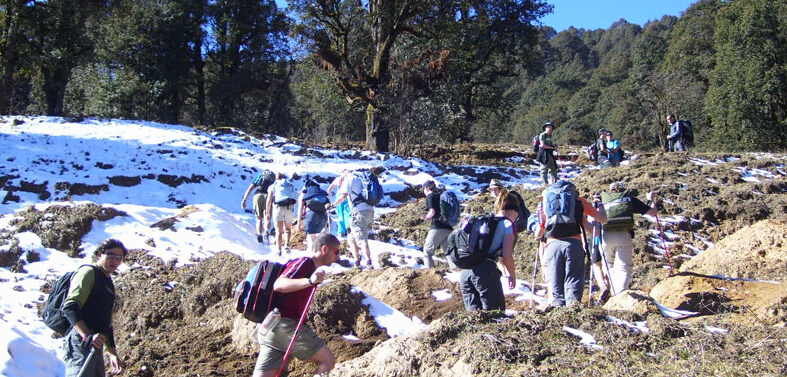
left=459, top=193, right=519, bottom=311
left=537, top=122, right=559, bottom=186
left=61, top=239, right=126, bottom=377
left=595, top=128, right=610, bottom=168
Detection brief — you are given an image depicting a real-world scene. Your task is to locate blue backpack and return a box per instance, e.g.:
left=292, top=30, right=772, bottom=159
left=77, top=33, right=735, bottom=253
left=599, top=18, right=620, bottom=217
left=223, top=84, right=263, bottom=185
left=439, top=191, right=460, bottom=227
left=234, top=260, right=285, bottom=323
left=253, top=170, right=276, bottom=193
left=542, top=180, right=581, bottom=238
left=303, top=182, right=329, bottom=212
left=352, top=171, right=384, bottom=206
left=274, top=180, right=297, bottom=206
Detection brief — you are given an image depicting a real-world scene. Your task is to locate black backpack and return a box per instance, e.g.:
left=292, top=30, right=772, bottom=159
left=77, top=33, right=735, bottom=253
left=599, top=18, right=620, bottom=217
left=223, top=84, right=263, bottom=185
left=253, top=170, right=276, bottom=193
left=509, top=190, right=530, bottom=234
left=234, top=260, right=285, bottom=323
left=532, top=135, right=540, bottom=153
left=42, top=265, right=100, bottom=335
left=303, top=181, right=329, bottom=212
left=445, top=214, right=504, bottom=268
left=681, top=120, right=694, bottom=146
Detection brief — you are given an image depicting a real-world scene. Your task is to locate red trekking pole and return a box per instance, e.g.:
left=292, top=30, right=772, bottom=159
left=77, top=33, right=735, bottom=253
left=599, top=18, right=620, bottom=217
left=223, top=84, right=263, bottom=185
left=276, top=285, right=318, bottom=377
left=654, top=214, right=675, bottom=276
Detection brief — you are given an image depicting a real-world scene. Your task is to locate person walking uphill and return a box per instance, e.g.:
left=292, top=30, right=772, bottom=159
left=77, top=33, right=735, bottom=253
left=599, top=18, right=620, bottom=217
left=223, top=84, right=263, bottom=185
left=266, top=173, right=298, bottom=256
left=421, top=180, right=454, bottom=268
left=457, top=192, right=520, bottom=311
left=667, top=114, right=687, bottom=152
left=61, top=239, right=126, bottom=377
left=598, top=182, right=658, bottom=297
left=535, top=180, right=607, bottom=307
left=242, top=169, right=275, bottom=243
left=253, top=233, right=339, bottom=377
left=331, top=168, right=382, bottom=268
left=537, top=122, right=559, bottom=186
left=326, top=170, right=351, bottom=238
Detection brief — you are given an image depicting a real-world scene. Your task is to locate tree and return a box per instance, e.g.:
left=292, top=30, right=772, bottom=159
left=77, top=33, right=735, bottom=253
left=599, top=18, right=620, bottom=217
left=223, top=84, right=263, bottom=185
left=0, top=0, right=33, bottom=114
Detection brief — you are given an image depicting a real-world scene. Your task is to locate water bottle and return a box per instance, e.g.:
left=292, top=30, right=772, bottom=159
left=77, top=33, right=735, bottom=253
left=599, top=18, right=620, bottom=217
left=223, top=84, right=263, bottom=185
left=259, top=308, right=281, bottom=336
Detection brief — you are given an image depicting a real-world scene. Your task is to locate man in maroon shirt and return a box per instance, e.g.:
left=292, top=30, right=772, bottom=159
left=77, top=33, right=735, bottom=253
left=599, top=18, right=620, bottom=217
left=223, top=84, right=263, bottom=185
left=253, top=233, right=340, bottom=377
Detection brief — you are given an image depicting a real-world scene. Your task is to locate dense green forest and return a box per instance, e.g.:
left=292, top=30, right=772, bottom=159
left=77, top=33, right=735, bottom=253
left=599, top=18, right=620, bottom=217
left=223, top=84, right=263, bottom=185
left=1, top=0, right=786, bottom=152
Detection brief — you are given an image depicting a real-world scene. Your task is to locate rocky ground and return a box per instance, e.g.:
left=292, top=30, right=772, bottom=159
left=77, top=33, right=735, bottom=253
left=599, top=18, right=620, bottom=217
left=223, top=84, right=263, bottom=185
left=10, top=146, right=787, bottom=376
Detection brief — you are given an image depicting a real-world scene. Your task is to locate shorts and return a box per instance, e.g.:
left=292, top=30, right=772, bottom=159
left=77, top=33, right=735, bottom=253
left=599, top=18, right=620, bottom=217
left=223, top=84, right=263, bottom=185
left=304, top=210, right=327, bottom=234
left=350, top=209, right=374, bottom=242
left=252, top=192, right=267, bottom=218
left=273, top=204, right=295, bottom=224
left=253, top=318, right=326, bottom=374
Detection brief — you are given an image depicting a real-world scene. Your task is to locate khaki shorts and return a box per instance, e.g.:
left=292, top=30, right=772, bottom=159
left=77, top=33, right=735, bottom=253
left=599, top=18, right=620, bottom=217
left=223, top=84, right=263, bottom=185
left=273, top=204, right=295, bottom=223
left=252, top=192, right=267, bottom=218
left=350, top=209, right=374, bottom=242
left=253, top=318, right=325, bottom=373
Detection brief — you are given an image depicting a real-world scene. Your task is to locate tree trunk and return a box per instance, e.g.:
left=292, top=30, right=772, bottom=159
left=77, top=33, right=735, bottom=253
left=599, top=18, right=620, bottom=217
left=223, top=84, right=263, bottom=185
left=193, top=44, right=206, bottom=125
left=42, top=64, right=70, bottom=116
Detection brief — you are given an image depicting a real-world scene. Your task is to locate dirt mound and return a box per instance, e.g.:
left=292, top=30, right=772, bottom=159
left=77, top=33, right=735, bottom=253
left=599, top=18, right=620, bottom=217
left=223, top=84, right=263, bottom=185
left=649, top=273, right=787, bottom=326
left=343, top=268, right=464, bottom=323
left=680, top=219, right=787, bottom=281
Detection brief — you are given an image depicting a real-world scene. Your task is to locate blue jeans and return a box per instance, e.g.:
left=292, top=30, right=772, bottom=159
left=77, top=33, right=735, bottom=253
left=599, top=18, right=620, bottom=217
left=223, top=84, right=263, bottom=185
left=545, top=238, right=585, bottom=307
left=62, top=329, right=104, bottom=377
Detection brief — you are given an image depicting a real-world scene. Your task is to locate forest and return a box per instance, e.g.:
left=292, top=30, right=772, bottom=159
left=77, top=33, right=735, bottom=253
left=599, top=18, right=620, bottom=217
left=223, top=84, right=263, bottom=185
left=1, top=0, right=786, bottom=153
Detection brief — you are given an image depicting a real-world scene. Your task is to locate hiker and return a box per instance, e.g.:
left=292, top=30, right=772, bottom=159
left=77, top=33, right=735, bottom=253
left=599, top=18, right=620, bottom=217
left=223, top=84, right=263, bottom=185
left=421, top=180, right=454, bottom=268
left=667, top=114, right=687, bottom=152
left=597, top=182, right=658, bottom=297
left=595, top=128, right=610, bottom=168
left=535, top=180, right=607, bottom=307
left=331, top=168, right=378, bottom=268
left=295, top=179, right=330, bottom=253
left=605, top=130, right=622, bottom=167
left=60, top=239, right=126, bottom=377
left=326, top=170, right=351, bottom=238
left=253, top=233, right=339, bottom=377
left=459, top=192, right=519, bottom=311
left=537, top=122, right=559, bottom=186
left=265, top=173, right=298, bottom=255
left=242, top=170, right=275, bottom=243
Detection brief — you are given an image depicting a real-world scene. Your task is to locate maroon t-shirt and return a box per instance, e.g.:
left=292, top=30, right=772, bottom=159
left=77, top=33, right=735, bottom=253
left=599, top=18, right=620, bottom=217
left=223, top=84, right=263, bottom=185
left=278, top=257, right=317, bottom=320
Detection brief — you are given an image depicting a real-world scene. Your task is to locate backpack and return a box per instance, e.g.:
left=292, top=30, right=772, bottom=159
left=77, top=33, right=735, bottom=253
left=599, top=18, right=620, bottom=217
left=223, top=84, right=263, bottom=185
left=619, top=147, right=626, bottom=160
left=587, top=143, right=598, bottom=162
left=42, top=265, right=100, bottom=335
left=438, top=191, right=460, bottom=227
left=532, top=135, right=540, bottom=153
left=681, top=120, right=694, bottom=146
left=234, top=260, right=285, bottom=323
left=303, top=183, right=329, bottom=212
left=352, top=171, right=384, bottom=206
left=445, top=214, right=504, bottom=269
left=601, top=191, right=635, bottom=231
left=274, top=180, right=297, bottom=206
left=253, top=170, right=276, bottom=193
left=509, top=190, right=530, bottom=233
left=542, top=180, right=581, bottom=238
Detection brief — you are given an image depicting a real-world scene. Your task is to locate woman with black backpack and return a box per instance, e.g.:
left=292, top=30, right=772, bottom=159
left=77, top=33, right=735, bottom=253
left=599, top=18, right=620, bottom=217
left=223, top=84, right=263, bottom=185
left=295, top=179, right=330, bottom=253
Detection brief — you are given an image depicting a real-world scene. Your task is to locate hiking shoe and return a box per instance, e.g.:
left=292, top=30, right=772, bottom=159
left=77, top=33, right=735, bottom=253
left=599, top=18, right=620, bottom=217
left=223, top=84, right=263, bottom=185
left=354, top=258, right=361, bottom=268
left=284, top=246, right=291, bottom=254
left=599, top=289, right=611, bottom=305
left=366, top=260, right=373, bottom=269
left=257, top=234, right=263, bottom=243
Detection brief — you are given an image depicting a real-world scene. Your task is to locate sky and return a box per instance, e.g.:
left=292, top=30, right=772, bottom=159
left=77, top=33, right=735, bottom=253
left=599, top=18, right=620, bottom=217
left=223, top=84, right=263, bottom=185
left=0, top=116, right=753, bottom=376
left=541, top=0, right=696, bottom=31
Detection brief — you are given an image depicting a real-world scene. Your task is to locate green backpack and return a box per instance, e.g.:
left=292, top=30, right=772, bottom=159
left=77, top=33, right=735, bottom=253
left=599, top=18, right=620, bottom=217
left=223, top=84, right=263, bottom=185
left=601, top=191, right=635, bottom=230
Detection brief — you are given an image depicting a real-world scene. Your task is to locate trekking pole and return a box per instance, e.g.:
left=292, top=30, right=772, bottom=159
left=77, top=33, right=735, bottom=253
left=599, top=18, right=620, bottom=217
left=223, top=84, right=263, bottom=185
left=654, top=214, right=675, bottom=276
left=276, top=285, right=319, bottom=377
left=580, top=225, right=593, bottom=307
left=530, top=240, right=542, bottom=311
left=77, top=340, right=98, bottom=377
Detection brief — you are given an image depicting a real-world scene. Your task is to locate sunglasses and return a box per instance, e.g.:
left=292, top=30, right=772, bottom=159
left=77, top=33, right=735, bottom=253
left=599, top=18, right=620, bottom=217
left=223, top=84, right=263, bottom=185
left=104, top=253, right=125, bottom=261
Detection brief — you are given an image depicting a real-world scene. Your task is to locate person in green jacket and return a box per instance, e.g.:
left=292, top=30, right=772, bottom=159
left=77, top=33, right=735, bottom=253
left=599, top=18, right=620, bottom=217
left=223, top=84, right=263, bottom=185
left=61, top=239, right=126, bottom=377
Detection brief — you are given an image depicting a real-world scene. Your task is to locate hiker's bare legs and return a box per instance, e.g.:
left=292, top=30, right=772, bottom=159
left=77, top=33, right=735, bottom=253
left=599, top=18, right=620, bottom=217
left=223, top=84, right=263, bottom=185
left=360, top=240, right=371, bottom=263
left=283, top=222, right=292, bottom=248
left=274, top=221, right=286, bottom=252
left=348, top=238, right=360, bottom=263
left=307, top=346, right=336, bottom=374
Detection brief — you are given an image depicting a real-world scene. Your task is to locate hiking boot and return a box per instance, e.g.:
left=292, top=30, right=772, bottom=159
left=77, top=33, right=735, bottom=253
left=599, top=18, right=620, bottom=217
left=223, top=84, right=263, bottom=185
left=366, top=260, right=373, bottom=269
left=354, top=258, right=361, bottom=268
left=257, top=234, right=263, bottom=243
left=284, top=246, right=291, bottom=254
left=599, top=289, right=611, bottom=305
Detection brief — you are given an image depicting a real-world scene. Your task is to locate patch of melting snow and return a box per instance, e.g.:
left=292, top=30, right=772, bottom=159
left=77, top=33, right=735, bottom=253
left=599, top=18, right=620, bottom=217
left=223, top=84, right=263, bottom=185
left=693, top=233, right=715, bottom=248
left=690, top=158, right=720, bottom=166
left=684, top=243, right=703, bottom=255
left=432, top=289, right=452, bottom=301
left=343, top=333, right=362, bottom=341
left=704, top=326, right=729, bottom=334
left=710, top=275, right=782, bottom=284
left=706, top=178, right=720, bottom=184
left=607, top=316, right=650, bottom=334
left=655, top=302, right=698, bottom=319
left=563, top=326, right=603, bottom=350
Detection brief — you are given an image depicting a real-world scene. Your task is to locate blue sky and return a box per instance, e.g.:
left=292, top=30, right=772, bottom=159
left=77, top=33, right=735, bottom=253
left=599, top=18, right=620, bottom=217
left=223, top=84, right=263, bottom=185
left=276, top=0, right=695, bottom=32
left=541, top=0, right=696, bottom=31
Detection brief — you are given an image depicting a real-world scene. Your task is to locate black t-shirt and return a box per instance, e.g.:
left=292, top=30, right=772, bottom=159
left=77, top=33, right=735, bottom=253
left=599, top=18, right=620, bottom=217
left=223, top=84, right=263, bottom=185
left=426, top=193, right=452, bottom=230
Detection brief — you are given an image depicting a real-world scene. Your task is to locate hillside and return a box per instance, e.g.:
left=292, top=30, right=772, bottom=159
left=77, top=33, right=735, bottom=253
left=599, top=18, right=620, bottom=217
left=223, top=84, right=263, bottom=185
left=2, top=117, right=787, bottom=376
